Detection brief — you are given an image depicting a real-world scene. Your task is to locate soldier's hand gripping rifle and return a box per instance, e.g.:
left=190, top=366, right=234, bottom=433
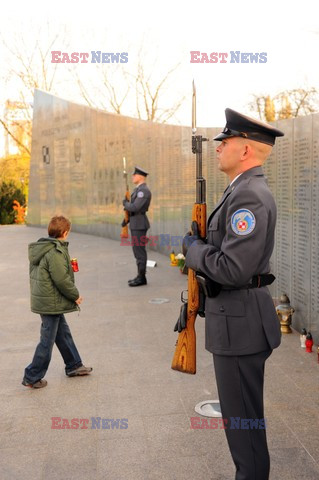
left=171, top=81, right=208, bottom=374
left=120, top=157, right=130, bottom=239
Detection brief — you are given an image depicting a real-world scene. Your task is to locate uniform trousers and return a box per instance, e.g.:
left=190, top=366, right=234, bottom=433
left=130, top=229, right=147, bottom=274
left=213, top=350, right=272, bottom=480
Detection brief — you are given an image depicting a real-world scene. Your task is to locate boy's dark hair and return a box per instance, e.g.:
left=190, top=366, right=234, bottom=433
left=48, top=216, right=71, bottom=238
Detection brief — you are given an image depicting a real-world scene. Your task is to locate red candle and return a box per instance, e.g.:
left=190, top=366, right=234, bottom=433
left=305, top=332, right=313, bottom=353
left=71, top=258, right=79, bottom=272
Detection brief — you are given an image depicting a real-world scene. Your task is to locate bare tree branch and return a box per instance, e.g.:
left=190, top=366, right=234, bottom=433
left=73, top=71, right=98, bottom=108
left=100, top=69, right=130, bottom=114
left=133, top=58, right=183, bottom=122
left=0, top=118, right=30, bottom=156
left=249, top=87, right=319, bottom=120
left=0, top=26, right=67, bottom=155
left=74, top=41, right=185, bottom=123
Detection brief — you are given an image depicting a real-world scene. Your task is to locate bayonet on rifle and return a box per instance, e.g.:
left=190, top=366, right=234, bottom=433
left=192, top=79, right=196, bottom=135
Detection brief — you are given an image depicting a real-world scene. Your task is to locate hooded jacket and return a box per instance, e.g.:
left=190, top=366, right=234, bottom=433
left=29, top=237, right=79, bottom=315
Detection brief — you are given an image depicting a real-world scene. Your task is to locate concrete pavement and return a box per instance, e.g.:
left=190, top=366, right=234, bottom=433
left=0, top=225, right=319, bottom=480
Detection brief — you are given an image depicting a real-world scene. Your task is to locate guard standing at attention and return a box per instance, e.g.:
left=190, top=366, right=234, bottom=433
left=123, top=166, right=152, bottom=287
left=183, top=109, right=284, bottom=480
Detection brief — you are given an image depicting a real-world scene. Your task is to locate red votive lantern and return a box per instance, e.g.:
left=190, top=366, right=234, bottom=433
left=71, top=258, right=79, bottom=272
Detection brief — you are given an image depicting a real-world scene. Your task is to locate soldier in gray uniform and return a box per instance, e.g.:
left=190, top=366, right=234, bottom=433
left=123, top=166, right=152, bottom=287
left=184, top=109, right=284, bottom=480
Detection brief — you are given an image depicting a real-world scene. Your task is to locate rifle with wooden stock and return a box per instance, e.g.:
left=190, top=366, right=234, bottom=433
left=120, top=156, right=130, bottom=239
left=171, top=81, right=208, bottom=374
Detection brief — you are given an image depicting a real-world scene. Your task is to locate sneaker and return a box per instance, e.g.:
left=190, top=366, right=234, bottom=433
left=22, top=378, right=48, bottom=389
left=66, top=365, right=93, bottom=377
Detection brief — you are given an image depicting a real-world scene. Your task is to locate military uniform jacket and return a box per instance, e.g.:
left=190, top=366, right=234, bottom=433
left=186, top=166, right=281, bottom=356
left=124, top=183, right=151, bottom=230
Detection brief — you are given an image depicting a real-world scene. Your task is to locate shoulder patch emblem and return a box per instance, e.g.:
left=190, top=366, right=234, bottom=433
left=137, top=191, right=144, bottom=198
left=231, top=209, right=256, bottom=236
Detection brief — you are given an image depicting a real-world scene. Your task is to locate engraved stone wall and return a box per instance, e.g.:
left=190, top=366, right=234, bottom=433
left=28, top=90, right=319, bottom=342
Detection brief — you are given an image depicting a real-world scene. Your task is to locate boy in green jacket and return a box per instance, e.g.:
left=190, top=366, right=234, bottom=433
left=22, top=215, right=92, bottom=389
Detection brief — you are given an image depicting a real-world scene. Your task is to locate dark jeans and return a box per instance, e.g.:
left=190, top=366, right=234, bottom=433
left=24, top=314, right=82, bottom=383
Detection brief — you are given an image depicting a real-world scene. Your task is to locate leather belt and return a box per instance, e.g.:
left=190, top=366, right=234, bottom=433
left=221, top=274, right=275, bottom=291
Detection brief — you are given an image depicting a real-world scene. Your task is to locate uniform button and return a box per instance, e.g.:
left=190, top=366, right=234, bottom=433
left=219, top=306, right=225, bottom=313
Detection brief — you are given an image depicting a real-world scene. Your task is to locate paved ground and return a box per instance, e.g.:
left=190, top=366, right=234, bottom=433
left=0, top=225, right=319, bottom=480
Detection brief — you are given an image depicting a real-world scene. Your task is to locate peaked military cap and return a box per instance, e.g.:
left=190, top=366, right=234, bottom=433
left=214, top=108, right=284, bottom=146
left=132, top=166, right=148, bottom=176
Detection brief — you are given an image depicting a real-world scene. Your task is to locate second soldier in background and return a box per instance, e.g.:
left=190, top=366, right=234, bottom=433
left=123, top=167, right=152, bottom=286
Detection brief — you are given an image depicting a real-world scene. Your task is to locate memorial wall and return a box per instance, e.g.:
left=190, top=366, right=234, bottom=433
left=28, top=89, right=319, bottom=343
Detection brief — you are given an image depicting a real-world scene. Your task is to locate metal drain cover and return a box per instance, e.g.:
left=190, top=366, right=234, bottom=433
left=149, top=298, right=170, bottom=304
left=194, top=400, right=222, bottom=418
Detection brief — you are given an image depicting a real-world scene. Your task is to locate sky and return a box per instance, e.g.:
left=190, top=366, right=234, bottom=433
left=0, top=0, right=319, bottom=128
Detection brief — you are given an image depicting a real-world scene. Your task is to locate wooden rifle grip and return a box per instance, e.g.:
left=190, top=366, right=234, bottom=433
left=120, top=190, right=130, bottom=238
left=171, top=203, right=206, bottom=374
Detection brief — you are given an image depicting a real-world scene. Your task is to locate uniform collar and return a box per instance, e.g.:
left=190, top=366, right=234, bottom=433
left=134, top=182, right=145, bottom=190
left=223, top=166, right=264, bottom=197
left=209, top=166, right=264, bottom=222
left=231, top=166, right=264, bottom=188
left=230, top=173, right=242, bottom=186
